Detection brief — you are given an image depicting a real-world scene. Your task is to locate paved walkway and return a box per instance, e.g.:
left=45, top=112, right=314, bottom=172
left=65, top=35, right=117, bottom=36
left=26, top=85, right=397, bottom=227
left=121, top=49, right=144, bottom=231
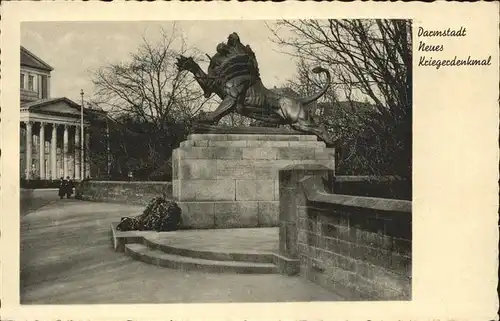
left=149, top=227, right=279, bottom=253
left=20, top=199, right=344, bottom=304
left=20, top=188, right=61, bottom=216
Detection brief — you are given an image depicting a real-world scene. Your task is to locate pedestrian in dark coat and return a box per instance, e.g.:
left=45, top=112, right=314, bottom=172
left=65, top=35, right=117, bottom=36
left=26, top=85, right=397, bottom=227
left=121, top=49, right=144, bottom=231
left=58, top=177, right=67, bottom=199
left=66, top=176, right=74, bottom=198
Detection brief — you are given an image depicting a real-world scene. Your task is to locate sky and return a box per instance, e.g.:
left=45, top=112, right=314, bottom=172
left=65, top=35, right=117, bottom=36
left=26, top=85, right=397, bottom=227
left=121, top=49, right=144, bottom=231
left=21, top=21, right=299, bottom=105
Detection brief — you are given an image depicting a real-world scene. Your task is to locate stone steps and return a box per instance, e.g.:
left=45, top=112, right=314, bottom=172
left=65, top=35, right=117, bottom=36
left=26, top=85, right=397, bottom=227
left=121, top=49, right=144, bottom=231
left=143, top=237, right=275, bottom=264
left=125, top=243, right=278, bottom=274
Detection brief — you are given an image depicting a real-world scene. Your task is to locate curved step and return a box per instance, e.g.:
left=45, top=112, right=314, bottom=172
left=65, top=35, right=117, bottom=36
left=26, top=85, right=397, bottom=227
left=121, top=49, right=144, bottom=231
left=125, top=243, right=278, bottom=274
left=143, top=236, right=274, bottom=264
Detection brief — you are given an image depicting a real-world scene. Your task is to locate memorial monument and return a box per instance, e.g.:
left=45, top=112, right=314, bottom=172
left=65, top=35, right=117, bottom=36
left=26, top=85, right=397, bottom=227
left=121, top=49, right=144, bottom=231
left=172, top=32, right=336, bottom=229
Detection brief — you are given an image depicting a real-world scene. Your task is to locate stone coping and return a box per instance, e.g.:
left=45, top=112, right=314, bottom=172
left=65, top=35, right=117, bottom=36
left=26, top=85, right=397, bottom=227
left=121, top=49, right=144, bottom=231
left=301, top=176, right=411, bottom=213
left=312, top=192, right=412, bottom=213
left=84, top=180, right=172, bottom=185
left=180, top=140, right=326, bottom=148
left=278, top=165, right=410, bottom=213
left=110, top=222, right=155, bottom=252
left=333, top=175, right=405, bottom=182
left=281, top=163, right=332, bottom=171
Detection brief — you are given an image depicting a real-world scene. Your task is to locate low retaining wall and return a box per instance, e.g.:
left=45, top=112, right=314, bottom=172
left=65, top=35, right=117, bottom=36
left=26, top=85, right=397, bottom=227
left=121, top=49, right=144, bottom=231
left=76, top=181, right=173, bottom=206
left=20, top=188, right=34, bottom=200
left=278, top=165, right=412, bottom=301
left=20, top=179, right=62, bottom=189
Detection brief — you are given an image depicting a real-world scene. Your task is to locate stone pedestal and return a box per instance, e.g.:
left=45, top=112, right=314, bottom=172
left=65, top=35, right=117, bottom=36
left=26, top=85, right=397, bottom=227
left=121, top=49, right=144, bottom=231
left=172, top=132, right=335, bottom=229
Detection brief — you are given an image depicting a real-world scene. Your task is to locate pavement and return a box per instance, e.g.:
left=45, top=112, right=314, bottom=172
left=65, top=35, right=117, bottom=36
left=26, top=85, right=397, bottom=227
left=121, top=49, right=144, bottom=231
left=20, top=188, right=61, bottom=216
left=148, top=226, right=279, bottom=253
left=20, top=196, right=344, bottom=304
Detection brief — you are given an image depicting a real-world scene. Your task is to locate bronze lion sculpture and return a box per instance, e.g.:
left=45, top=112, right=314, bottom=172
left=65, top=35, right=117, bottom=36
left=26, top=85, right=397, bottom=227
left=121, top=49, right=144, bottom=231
left=176, top=32, right=334, bottom=145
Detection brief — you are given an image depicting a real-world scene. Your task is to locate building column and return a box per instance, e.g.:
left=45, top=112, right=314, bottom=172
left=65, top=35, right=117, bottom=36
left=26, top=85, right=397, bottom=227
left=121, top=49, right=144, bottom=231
left=63, top=124, right=69, bottom=178
left=51, top=123, right=58, bottom=180
left=25, top=121, right=33, bottom=179
left=47, top=75, right=51, bottom=98
left=37, top=75, right=42, bottom=99
left=74, top=126, right=80, bottom=180
left=39, top=122, right=46, bottom=179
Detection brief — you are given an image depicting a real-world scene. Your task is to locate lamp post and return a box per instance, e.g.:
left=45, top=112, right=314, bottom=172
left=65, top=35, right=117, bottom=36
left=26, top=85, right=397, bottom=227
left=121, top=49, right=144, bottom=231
left=80, top=89, right=84, bottom=180
left=106, top=115, right=111, bottom=179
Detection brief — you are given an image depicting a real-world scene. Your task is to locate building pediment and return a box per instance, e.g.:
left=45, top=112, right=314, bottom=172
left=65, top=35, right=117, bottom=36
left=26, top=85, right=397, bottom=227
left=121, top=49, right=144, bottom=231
left=21, top=46, right=54, bottom=72
left=35, top=100, right=81, bottom=116
left=22, top=97, right=84, bottom=118
left=21, top=97, right=107, bottom=124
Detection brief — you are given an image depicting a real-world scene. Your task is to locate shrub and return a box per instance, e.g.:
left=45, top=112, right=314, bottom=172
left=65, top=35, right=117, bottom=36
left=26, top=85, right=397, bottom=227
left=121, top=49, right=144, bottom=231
left=147, top=162, right=172, bottom=181
left=116, top=194, right=182, bottom=232
left=20, top=179, right=61, bottom=189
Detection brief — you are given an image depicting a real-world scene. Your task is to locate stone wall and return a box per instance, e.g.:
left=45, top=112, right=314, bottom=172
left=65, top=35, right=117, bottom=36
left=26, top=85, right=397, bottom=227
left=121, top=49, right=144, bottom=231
left=76, top=181, right=172, bottom=206
left=278, top=165, right=412, bottom=301
left=172, top=133, right=335, bottom=229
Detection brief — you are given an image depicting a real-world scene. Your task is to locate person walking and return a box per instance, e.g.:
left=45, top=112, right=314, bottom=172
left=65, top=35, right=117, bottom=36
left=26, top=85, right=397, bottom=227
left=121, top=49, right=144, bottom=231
left=58, top=177, right=67, bottom=199
left=66, top=176, right=74, bottom=199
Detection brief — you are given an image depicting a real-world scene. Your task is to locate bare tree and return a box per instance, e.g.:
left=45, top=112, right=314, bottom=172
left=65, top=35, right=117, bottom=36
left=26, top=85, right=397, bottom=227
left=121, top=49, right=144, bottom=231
left=91, top=27, right=208, bottom=127
left=90, top=27, right=211, bottom=179
left=270, top=19, right=411, bottom=116
left=270, top=19, right=412, bottom=178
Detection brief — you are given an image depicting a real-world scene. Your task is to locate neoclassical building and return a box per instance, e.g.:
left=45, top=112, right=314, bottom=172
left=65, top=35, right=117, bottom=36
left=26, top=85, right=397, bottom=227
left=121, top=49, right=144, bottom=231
left=20, top=46, right=102, bottom=180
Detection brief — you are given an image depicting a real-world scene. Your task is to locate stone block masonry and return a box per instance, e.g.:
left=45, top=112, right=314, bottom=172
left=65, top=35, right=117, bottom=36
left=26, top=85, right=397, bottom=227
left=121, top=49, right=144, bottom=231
left=77, top=181, right=172, bottom=206
left=278, top=164, right=412, bottom=301
left=172, top=133, right=335, bottom=229
left=177, top=201, right=279, bottom=229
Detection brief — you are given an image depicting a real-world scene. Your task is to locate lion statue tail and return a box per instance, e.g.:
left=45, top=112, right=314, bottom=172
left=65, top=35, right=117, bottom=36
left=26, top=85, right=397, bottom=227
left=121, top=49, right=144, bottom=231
left=299, top=67, right=331, bottom=105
